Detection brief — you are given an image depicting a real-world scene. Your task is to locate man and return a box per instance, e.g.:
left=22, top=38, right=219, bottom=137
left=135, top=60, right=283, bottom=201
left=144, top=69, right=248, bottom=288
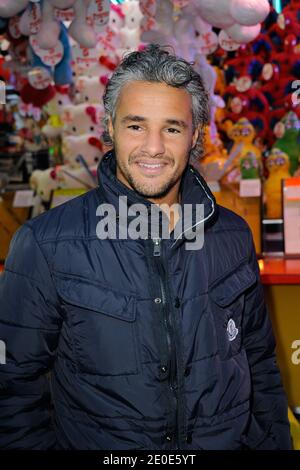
left=0, top=45, right=291, bottom=450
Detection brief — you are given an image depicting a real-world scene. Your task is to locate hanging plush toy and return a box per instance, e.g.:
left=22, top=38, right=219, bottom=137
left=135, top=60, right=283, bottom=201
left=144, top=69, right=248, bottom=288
left=195, top=0, right=270, bottom=43
left=119, top=0, right=144, bottom=53
left=30, top=22, right=73, bottom=86
left=194, top=54, right=225, bottom=144
left=36, top=0, right=97, bottom=50
left=0, top=1, right=29, bottom=17
left=264, top=148, right=291, bottom=219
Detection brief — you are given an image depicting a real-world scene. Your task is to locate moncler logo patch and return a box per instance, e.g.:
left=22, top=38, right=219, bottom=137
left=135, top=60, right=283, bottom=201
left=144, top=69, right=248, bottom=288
left=227, top=318, right=239, bottom=342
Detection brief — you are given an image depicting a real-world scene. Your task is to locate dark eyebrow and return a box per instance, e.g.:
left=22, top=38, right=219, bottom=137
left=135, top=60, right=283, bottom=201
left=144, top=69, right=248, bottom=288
left=121, top=115, right=188, bottom=128
left=121, top=115, right=146, bottom=124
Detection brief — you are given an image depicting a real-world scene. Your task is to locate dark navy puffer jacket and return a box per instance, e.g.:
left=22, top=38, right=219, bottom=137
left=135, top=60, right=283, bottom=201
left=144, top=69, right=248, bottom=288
left=0, top=150, right=291, bottom=450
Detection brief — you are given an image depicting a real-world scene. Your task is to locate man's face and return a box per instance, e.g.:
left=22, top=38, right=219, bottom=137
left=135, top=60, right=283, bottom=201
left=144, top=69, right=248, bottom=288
left=108, top=81, right=199, bottom=201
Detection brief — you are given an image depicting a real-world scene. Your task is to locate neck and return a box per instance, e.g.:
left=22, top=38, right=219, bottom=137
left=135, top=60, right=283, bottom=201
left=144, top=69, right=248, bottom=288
left=116, top=168, right=182, bottom=234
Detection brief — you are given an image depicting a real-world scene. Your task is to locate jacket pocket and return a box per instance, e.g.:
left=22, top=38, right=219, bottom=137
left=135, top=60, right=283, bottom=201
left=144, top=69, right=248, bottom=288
left=53, top=272, right=140, bottom=376
left=209, top=262, right=257, bottom=360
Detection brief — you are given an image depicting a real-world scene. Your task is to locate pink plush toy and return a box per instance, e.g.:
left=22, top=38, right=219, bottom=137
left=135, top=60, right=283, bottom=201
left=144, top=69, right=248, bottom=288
left=196, top=0, right=270, bottom=43
left=37, top=0, right=97, bottom=50
left=0, top=0, right=29, bottom=17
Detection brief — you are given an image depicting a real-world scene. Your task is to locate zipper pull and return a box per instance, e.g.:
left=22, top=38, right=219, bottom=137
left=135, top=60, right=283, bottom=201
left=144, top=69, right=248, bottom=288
left=153, top=238, right=161, bottom=257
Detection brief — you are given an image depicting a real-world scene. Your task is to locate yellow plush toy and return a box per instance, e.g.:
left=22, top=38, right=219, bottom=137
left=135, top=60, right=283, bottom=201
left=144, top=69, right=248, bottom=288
left=200, top=126, right=228, bottom=182
left=226, top=118, right=262, bottom=182
left=264, top=148, right=291, bottom=219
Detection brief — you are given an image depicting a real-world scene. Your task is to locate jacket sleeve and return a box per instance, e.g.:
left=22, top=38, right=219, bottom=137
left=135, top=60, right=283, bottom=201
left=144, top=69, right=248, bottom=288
left=242, top=228, right=292, bottom=450
left=0, top=223, right=63, bottom=449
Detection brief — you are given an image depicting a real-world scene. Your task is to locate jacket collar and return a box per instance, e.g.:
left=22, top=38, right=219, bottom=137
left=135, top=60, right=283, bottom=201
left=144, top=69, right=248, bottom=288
left=97, top=149, right=217, bottom=246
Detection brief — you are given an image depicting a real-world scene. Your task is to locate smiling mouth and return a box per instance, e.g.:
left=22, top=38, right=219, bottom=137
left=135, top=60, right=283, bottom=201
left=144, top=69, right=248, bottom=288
left=134, top=161, right=169, bottom=175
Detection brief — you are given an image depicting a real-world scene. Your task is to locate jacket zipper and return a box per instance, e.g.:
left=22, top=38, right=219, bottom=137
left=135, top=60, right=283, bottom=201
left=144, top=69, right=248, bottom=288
left=153, top=238, right=179, bottom=449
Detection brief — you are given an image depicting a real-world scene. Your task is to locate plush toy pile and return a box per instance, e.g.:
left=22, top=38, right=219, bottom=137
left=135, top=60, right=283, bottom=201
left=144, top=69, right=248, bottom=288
left=2, top=0, right=300, bottom=219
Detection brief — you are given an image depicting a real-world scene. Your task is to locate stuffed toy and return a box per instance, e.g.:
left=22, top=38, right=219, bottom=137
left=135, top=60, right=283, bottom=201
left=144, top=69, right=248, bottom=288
left=226, top=117, right=262, bottom=181
left=19, top=80, right=56, bottom=108
left=0, top=0, right=29, bottom=17
left=224, top=76, right=269, bottom=124
left=62, top=103, right=104, bottom=136
left=62, top=134, right=104, bottom=168
left=141, top=0, right=175, bottom=49
left=240, top=151, right=261, bottom=179
left=29, top=167, right=60, bottom=202
left=75, top=75, right=108, bottom=105
left=224, top=44, right=264, bottom=83
left=119, top=0, right=144, bottom=53
left=271, top=34, right=300, bottom=79
left=30, top=22, right=73, bottom=86
left=284, top=0, right=300, bottom=22
left=97, top=4, right=125, bottom=55
left=268, top=11, right=300, bottom=49
left=200, top=126, right=229, bottom=182
left=251, top=33, right=273, bottom=61
left=29, top=161, right=98, bottom=203
left=195, top=0, right=270, bottom=43
left=193, top=54, right=225, bottom=143
left=264, top=148, right=291, bottom=219
left=36, top=0, right=96, bottom=50
left=42, top=85, right=72, bottom=138
left=272, top=111, right=300, bottom=176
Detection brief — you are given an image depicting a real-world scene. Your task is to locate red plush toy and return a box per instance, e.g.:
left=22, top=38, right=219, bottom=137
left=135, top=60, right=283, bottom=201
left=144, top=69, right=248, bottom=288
left=270, top=34, right=300, bottom=78
left=20, top=81, right=56, bottom=108
left=224, top=76, right=269, bottom=123
left=224, top=44, right=264, bottom=83
left=268, top=11, right=300, bottom=47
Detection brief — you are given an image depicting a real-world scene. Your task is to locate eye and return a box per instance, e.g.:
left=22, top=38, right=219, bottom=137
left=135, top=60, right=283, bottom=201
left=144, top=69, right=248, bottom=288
left=72, top=126, right=77, bottom=132
left=167, top=128, right=180, bottom=134
left=58, top=100, right=62, bottom=105
left=128, top=125, right=142, bottom=131
left=90, top=126, right=95, bottom=132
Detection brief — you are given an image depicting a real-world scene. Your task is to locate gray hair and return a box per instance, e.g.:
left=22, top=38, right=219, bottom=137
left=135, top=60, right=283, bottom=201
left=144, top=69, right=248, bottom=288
left=102, top=44, right=210, bottom=163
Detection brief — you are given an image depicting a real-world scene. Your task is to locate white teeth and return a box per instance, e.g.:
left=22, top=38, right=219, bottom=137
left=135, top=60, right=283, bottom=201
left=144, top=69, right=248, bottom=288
left=138, top=163, right=163, bottom=168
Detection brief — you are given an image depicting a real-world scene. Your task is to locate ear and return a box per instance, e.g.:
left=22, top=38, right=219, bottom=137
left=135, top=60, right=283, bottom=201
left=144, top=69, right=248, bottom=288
left=108, top=115, right=114, bottom=141
left=191, top=125, right=200, bottom=148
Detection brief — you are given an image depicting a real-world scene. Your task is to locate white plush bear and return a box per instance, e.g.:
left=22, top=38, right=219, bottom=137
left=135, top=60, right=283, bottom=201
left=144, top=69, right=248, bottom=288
left=29, top=168, right=60, bottom=202
left=36, top=0, right=96, bottom=50
left=62, top=103, right=104, bottom=136
left=119, top=0, right=144, bottom=53
left=75, top=76, right=108, bottom=105
left=30, top=164, right=98, bottom=202
left=42, top=86, right=72, bottom=138
left=97, top=4, right=125, bottom=54
left=62, top=134, right=104, bottom=167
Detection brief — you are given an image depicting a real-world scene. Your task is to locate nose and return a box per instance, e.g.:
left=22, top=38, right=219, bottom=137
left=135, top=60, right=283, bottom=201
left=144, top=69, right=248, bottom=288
left=140, top=129, right=165, bottom=157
